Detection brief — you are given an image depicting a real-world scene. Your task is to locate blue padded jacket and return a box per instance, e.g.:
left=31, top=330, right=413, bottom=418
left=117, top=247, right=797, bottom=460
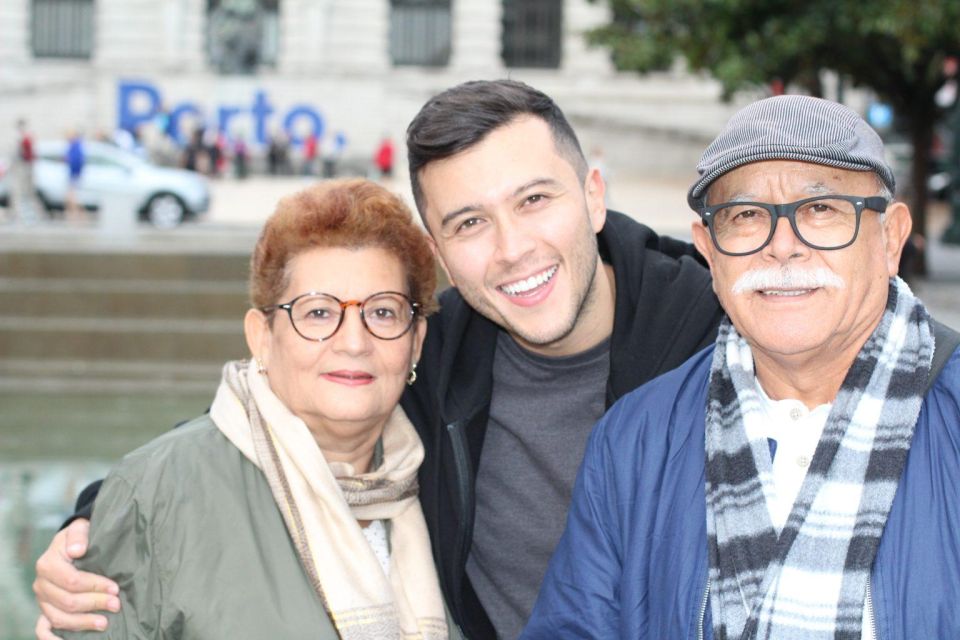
left=523, top=346, right=960, bottom=640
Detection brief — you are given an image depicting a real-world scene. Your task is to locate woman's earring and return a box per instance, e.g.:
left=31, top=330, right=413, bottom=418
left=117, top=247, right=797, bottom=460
left=257, top=358, right=267, bottom=374
left=406, top=363, right=418, bottom=385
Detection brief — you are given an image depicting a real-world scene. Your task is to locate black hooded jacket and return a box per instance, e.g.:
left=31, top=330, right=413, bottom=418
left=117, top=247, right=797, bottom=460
left=400, top=211, right=724, bottom=638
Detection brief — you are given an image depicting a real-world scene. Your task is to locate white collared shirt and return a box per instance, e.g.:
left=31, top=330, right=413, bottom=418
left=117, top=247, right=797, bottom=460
left=753, top=381, right=832, bottom=532
left=753, top=380, right=876, bottom=640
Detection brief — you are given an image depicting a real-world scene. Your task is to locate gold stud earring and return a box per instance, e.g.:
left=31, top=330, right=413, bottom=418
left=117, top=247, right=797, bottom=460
left=256, top=358, right=267, bottom=374
left=406, top=363, right=418, bottom=385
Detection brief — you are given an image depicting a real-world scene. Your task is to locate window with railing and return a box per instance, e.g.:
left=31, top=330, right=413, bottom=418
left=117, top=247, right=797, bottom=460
left=390, top=0, right=451, bottom=67
left=31, top=0, right=94, bottom=59
left=207, top=0, right=279, bottom=74
left=501, top=0, right=562, bottom=69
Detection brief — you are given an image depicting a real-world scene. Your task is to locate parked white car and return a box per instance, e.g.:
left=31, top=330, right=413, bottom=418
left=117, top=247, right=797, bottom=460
left=1, top=140, right=210, bottom=228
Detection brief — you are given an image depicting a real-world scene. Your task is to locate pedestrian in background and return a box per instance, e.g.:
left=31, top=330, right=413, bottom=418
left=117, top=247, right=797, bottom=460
left=64, top=130, right=86, bottom=222
left=267, top=130, right=291, bottom=176
left=182, top=127, right=207, bottom=174
left=302, top=132, right=318, bottom=176
left=10, top=118, right=40, bottom=223
left=374, top=135, right=394, bottom=180
left=233, top=134, right=249, bottom=180
left=322, top=131, right=347, bottom=178
left=204, top=129, right=223, bottom=178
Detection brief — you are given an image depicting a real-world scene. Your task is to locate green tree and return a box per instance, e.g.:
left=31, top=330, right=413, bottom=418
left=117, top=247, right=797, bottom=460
left=590, top=0, right=960, bottom=265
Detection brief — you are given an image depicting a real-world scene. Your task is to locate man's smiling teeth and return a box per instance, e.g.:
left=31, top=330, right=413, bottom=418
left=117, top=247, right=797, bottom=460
left=762, top=289, right=810, bottom=297
left=499, top=266, right=558, bottom=296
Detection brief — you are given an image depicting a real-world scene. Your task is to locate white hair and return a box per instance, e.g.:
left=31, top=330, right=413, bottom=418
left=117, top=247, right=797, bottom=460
left=731, top=266, right=845, bottom=295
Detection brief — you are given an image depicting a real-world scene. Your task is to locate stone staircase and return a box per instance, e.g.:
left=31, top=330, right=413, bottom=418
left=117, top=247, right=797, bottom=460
left=0, top=249, right=251, bottom=396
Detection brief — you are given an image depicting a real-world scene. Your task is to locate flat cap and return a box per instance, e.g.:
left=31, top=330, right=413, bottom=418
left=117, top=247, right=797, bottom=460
left=687, top=95, right=895, bottom=210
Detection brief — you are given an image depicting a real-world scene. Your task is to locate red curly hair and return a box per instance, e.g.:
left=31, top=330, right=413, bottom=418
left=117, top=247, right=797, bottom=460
left=250, top=178, right=438, bottom=315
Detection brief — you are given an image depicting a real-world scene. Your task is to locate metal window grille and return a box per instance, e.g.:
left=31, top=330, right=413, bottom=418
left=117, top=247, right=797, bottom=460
left=501, top=0, right=562, bottom=69
left=31, top=0, right=94, bottom=59
left=390, top=0, right=451, bottom=67
left=207, top=0, right=279, bottom=75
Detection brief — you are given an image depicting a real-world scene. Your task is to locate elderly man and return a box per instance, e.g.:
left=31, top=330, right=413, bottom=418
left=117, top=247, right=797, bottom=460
left=524, top=95, right=960, bottom=639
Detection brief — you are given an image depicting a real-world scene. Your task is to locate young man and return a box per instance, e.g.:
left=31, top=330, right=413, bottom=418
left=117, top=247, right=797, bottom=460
left=524, top=95, right=960, bottom=639
left=34, top=80, right=723, bottom=640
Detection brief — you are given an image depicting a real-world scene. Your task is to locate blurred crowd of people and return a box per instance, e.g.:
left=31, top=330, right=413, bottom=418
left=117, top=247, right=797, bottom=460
left=5, top=113, right=397, bottom=224
left=129, top=108, right=395, bottom=182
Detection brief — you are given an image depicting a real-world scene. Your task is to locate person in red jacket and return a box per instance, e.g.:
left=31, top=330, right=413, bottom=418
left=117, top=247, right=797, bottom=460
left=10, top=118, right=40, bottom=223
left=374, top=135, right=395, bottom=179
left=302, top=132, right=318, bottom=176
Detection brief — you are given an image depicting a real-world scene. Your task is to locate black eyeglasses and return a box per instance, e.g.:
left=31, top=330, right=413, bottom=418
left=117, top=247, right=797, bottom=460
left=261, top=291, right=421, bottom=342
left=699, top=195, right=889, bottom=256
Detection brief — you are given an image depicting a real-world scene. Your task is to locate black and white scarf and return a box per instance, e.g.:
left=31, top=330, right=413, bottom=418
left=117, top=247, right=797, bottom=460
left=705, top=277, right=933, bottom=640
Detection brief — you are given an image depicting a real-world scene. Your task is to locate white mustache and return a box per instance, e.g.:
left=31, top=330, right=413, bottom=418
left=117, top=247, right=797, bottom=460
left=731, top=267, right=845, bottom=295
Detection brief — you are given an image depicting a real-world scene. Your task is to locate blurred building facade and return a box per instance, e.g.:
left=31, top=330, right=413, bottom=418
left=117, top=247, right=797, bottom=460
left=1, top=0, right=747, bottom=177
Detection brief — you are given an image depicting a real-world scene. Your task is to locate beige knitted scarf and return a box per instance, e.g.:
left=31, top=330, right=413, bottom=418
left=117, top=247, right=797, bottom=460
left=210, top=359, right=448, bottom=640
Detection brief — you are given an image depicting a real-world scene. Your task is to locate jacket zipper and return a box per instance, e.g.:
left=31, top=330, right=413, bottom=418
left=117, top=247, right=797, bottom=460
left=865, top=577, right=878, bottom=640
left=697, top=582, right=709, bottom=640
left=693, top=579, right=877, bottom=640
left=446, top=420, right=473, bottom=613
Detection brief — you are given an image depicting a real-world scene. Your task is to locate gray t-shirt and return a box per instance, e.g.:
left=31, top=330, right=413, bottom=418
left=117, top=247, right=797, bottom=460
left=466, top=331, right=611, bottom=639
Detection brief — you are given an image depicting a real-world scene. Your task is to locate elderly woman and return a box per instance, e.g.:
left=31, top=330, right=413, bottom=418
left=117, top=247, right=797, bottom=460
left=51, top=179, right=458, bottom=639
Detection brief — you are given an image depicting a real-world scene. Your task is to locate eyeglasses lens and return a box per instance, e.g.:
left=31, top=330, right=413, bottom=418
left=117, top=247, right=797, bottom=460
left=712, top=197, right=859, bottom=254
left=290, top=293, right=414, bottom=340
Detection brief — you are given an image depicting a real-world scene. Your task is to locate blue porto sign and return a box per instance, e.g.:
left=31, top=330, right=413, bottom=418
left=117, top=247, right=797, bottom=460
left=117, top=79, right=325, bottom=145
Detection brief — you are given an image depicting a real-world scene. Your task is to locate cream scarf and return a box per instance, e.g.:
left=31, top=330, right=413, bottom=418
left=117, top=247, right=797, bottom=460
left=210, top=360, right=448, bottom=640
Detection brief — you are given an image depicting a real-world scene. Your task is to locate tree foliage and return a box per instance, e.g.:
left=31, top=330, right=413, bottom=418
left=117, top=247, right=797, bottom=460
left=591, top=0, right=960, bottom=106
left=590, top=0, right=960, bottom=248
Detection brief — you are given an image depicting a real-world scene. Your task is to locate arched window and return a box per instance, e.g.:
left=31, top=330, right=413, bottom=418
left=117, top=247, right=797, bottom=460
left=31, top=0, right=94, bottom=58
left=501, top=0, right=562, bottom=68
left=390, top=0, right=451, bottom=67
left=207, top=0, right=279, bottom=74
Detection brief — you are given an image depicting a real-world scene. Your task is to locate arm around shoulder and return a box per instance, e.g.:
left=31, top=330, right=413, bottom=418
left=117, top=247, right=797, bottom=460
left=57, top=471, right=165, bottom=639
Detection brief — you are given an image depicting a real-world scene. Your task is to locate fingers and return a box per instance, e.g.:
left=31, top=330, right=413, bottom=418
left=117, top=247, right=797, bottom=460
left=35, top=614, right=70, bottom=640
left=34, top=524, right=119, bottom=599
left=36, top=601, right=110, bottom=633
left=33, top=522, right=120, bottom=633
left=35, top=578, right=119, bottom=631
left=35, top=576, right=120, bottom=614
left=35, top=614, right=62, bottom=640
left=34, top=548, right=119, bottom=599
left=35, top=611, right=104, bottom=638
left=35, top=579, right=117, bottom=632
left=62, top=519, right=90, bottom=559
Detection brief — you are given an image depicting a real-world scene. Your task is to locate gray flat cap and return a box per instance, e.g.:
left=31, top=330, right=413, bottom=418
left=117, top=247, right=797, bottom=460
left=687, top=95, right=895, bottom=210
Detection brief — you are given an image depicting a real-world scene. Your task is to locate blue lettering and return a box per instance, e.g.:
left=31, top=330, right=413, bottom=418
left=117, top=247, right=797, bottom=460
left=251, top=91, right=274, bottom=146
left=115, top=81, right=328, bottom=149
left=117, top=80, right=161, bottom=133
left=168, top=103, right=203, bottom=144
left=217, top=105, right=243, bottom=136
left=283, top=106, right=324, bottom=146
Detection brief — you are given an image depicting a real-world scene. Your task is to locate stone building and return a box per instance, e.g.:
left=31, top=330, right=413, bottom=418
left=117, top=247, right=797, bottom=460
left=1, top=0, right=745, bottom=178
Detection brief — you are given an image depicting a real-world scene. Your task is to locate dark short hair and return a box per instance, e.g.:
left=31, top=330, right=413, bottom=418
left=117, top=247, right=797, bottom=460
left=406, top=79, right=588, bottom=221
left=250, top=178, right=438, bottom=315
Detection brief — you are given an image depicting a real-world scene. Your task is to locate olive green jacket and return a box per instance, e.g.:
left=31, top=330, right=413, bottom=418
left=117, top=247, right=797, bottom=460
left=62, top=415, right=463, bottom=639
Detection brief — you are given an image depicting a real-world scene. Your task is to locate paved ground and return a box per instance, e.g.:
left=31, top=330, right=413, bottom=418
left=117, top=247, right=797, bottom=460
left=3, top=171, right=960, bottom=325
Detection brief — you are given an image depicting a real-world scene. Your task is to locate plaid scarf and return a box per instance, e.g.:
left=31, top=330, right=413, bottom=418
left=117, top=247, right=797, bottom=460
left=705, top=277, right=933, bottom=640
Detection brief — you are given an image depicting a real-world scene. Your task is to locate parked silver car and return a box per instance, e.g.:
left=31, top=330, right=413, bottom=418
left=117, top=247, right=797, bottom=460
left=1, top=140, right=210, bottom=228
